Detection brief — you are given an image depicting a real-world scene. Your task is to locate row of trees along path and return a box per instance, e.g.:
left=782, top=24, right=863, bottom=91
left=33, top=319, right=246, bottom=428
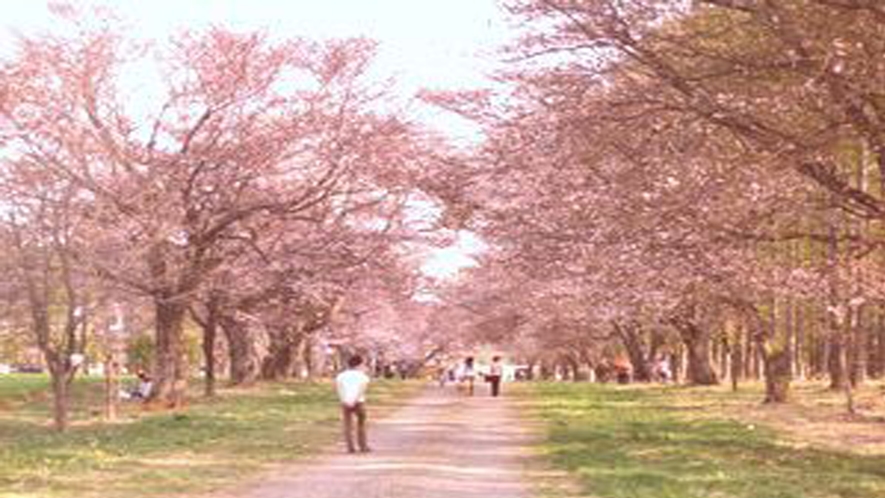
left=7, top=0, right=885, bottom=437
left=206, top=387, right=533, bottom=498
left=425, top=0, right=885, bottom=416
left=0, top=12, right=436, bottom=431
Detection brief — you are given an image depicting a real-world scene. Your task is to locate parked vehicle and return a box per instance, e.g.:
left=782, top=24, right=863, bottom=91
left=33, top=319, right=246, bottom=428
left=12, top=364, right=44, bottom=374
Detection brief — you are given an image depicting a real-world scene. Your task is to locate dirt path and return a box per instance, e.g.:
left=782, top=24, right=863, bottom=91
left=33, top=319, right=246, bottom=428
left=209, top=385, right=535, bottom=498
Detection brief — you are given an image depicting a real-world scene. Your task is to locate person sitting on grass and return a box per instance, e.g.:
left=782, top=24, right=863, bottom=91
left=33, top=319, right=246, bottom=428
left=133, top=370, right=152, bottom=399
left=120, top=370, right=152, bottom=401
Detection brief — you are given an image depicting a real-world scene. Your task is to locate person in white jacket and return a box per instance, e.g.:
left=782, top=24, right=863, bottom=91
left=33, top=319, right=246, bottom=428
left=335, top=355, right=371, bottom=453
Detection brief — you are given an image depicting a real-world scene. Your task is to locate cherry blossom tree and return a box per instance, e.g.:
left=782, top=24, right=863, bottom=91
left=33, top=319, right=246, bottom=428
left=0, top=10, right=423, bottom=406
left=0, top=157, right=94, bottom=430
left=475, top=0, right=885, bottom=403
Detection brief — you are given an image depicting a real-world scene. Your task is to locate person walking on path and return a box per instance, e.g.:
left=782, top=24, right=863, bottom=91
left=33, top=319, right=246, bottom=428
left=217, top=383, right=534, bottom=498
left=461, top=356, right=477, bottom=396
left=335, top=355, right=371, bottom=453
left=487, top=356, right=503, bottom=397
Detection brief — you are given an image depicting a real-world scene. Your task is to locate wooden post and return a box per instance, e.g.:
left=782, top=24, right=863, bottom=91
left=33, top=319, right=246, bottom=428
left=104, top=352, right=118, bottom=421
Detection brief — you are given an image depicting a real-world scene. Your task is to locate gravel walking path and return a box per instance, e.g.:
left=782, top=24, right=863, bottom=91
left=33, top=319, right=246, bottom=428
left=211, top=385, right=534, bottom=498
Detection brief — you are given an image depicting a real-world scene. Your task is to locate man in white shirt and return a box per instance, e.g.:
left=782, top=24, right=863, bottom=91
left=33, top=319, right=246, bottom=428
left=335, top=355, right=371, bottom=453
left=488, top=356, right=504, bottom=397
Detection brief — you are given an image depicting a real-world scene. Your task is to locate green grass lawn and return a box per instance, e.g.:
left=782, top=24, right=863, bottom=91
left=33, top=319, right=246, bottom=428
left=524, top=382, right=885, bottom=498
left=0, top=374, right=51, bottom=403
left=0, top=375, right=421, bottom=498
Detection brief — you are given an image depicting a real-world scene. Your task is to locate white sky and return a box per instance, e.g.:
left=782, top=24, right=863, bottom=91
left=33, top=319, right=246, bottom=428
left=1, top=0, right=503, bottom=278
left=1, top=0, right=513, bottom=142
left=420, top=231, right=485, bottom=278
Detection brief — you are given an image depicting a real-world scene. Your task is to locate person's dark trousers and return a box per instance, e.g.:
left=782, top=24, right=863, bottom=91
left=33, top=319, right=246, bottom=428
left=488, top=375, right=502, bottom=397
left=341, top=403, right=369, bottom=453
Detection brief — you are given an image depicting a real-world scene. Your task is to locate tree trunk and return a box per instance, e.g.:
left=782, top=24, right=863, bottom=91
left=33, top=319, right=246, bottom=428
left=675, top=344, right=687, bottom=383
left=870, top=321, right=881, bottom=379
left=816, top=330, right=829, bottom=379
left=262, top=328, right=302, bottom=380
left=104, top=353, right=119, bottom=421
left=784, top=296, right=795, bottom=380
left=673, top=320, right=719, bottom=385
left=221, top=313, right=263, bottom=386
left=726, top=329, right=742, bottom=391
left=586, top=361, right=597, bottom=382
left=564, top=354, right=581, bottom=381
left=149, top=299, right=189, bottom=407
left=747, top=328, right=761, bottom=379
left=839, top=336, right=856, bottom=414
left=50, top=371, right=70, bottom=431
left=302, top=335, right=315, bottom=379
left=730, top=342, right=742, bottom=392
left=876, top=308, right=885, bottom=378
left=825, top=218, right=848, bottom=392
left=292, top=335, right=308, bottom=378
left=261, top=334, right=291, bottom=380
left=201, top=296, right=220, bottom=397
left=828, top=336, right=847, bottom=390
left=849, top=308, right=866, bottom=386
left=539, top=361, right=553, bottom=380
left=794, top=302, right=806, bottom=380
left=37, top=340, right=78, bottom=432
left=762, top=346, right=791, bottom=403
left=613, top=321, right=653, bottom=382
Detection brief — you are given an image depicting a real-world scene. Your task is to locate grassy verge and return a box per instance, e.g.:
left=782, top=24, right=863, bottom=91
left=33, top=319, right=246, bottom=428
left=0, top=376, right=422, bottom=498
left=0, top=374, right=51, bottom=405
left=522, top=382, right=885, bottom=498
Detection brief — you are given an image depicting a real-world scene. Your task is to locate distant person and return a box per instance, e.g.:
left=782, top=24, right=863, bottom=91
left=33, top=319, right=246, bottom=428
left=460, top=356, right=477, bottom=396
left=594, top=358, right=612, bottom=383
left=335, top=355, right=371, bottom=453
left=136, top=371, right=153, bottom=399
left=383, top=364, right=395, bottom=379
left=614, top=359, right=632, bottom=384
left=437, top=365, right=449, bottom=387
left=487, top=356, right=503, bottom=397
left=121, top=370, right=152, bottom=401
left=655, top=356, right=672, bottom=383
